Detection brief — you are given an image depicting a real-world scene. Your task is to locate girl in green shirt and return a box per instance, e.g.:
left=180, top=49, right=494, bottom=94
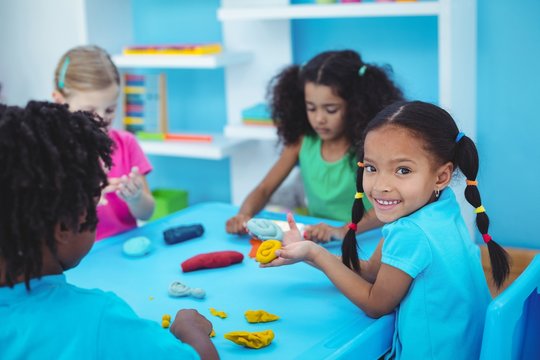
left=226, top=50, right=403, bottom=242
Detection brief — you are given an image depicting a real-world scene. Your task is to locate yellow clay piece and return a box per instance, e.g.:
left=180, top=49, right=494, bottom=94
left=161, top=320, right=170, bottom=328
left=209, top=329, right=216, bottom=338
left=255, top=240, right=282, bottom=264
left=245, top=310, right=280, bottom=323
left=224, top=329, right=275, bottom=349
left=162, top=314, right=171, bottom=321
left=209, top=307, right=227, bottom=318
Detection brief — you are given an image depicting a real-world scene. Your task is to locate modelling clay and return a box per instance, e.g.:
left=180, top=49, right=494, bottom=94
left=255, top=240, right=282, bottom=264
left=224, top=330, right=274, bottom=349
left=181, top=251, right=244, bottom=272
left=248, top=238, right=263, bottom=258
left=168, top=281, right=206, bottom=299
left=161, top=314, right=171, bottom=328
left=209, top=307, right=227, bottom=319
left=245, top=310, right=280, bottom=323
left=163, top=224, right=204, bottom=245
left=122, top=236, right=152, bottom=257
left=246, top=219, right=283, bottom=241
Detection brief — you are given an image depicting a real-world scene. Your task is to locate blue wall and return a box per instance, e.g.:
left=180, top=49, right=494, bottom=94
left=132, top=0, right=540, bottom=249
left=477, top=0, right=540, bottom=249
left=132, top=0, right=231, bottom=204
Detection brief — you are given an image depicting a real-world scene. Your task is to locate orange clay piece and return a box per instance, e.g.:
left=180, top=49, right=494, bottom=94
left=209, top=307, right=227, bottom=319
left=248, top=238, right=263, bottom=258
left=224, top=329, right=274, bottom=349
left=255, top=240, right=281, bottom=264
left=245, top=310, right=280, bottom=323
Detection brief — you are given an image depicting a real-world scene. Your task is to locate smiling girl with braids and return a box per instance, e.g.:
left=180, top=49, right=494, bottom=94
left=262, top=101, right=509, bottom=359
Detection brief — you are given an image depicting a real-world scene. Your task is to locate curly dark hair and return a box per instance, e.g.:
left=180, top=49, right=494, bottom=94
left=0, top=101, right=113, bottom=289
left=267, top=49, right=404, bottom=152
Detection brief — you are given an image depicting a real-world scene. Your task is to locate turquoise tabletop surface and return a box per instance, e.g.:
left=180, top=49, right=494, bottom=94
left=67, top=202, right=394, bottom=359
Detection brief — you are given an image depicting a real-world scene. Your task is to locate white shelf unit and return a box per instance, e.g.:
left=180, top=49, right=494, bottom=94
left=224, top=124, right=277, bottom=140
left=113, top=51, right=252, bottom=161
left=219, top=0, right=477, bottom=224
left=139, top=135, right=251, bottom=160
left=112, top=52, right=252, bottom=69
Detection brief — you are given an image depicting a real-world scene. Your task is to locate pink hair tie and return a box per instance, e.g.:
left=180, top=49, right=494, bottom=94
left=348, top=223, right=358, bottom=232
left=482, top=233, right=492, bottom=244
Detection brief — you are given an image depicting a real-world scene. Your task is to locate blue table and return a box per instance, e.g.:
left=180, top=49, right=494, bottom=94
left=67, top=202, right=394, bottom=359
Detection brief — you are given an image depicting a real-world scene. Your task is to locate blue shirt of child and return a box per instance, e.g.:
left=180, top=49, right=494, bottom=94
left=381, top=188, right=491, bottom=359
left=0, top=274, right=199, bottom=359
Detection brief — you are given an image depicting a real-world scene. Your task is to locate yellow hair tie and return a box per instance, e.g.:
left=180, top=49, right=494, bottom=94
left=466, top=180, right=478, bottom=186
left=474, top=205, right=486, bottom=214
left=357, top=161, right=365, bottom=168
left=354, top=192, right=364, bottom=199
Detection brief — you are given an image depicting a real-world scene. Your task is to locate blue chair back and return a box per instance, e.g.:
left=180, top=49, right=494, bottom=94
left=480, top=254, right=540, bottom=359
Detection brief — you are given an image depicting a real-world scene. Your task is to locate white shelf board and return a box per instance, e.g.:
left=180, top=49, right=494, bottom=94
left=112, top=52, right=252, bottom=69
left=139, top=134, right=251, bottom=160
left=224, top=124, right=278, bottom=141
left=218, top=2, right=440, bottom=21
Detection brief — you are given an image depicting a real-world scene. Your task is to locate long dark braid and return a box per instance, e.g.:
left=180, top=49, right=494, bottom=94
left=0, top=101, right=113, bottom=289
left=455, top=135, right=510, bottom=287
left=342, top=101, right=510, bottom=288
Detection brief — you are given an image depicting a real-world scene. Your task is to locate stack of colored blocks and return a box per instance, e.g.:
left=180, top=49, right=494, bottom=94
left=241, top=103, right=273, bottom=127
left=123, top=74, right=145, bottom=133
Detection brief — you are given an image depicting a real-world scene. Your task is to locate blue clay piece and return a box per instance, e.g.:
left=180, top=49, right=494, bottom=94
left=122, top=236, right=152, bottom=257
left=246, top=219, right=283, bottom=241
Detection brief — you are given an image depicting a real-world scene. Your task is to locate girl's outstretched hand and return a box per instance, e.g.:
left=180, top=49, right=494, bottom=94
left=261, top=212, right=318, bottom=267
left=282, top=212, right=303, bottom=246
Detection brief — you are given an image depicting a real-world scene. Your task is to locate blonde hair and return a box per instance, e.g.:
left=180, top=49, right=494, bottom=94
left=54, top=45, right=120, bottom=96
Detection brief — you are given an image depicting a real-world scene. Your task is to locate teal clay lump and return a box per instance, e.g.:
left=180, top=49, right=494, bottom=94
left=122, top=236, right=153, bottom=257
left=246, top=219, right=283, bottom=241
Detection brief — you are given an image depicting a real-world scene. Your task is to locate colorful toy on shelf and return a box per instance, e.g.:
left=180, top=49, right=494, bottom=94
left=123, top=43, right=222, bottom=56
left=136, top=131, right=213, bottom=143
left=241, top=103, right=273, bottom=127
left=122, top=73, right=168, bottom=134
left=181, top=251, right=244, bottom=272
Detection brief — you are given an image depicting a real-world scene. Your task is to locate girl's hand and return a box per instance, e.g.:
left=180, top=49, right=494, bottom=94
left=226, top=214, right=250, bottom=234
left=97, top=178, right=121, bottom=206
left=260, top=241, right=317, bottom=267
left=116, top=166, right=144, bottom=203
left=303, top=223, right=346, bottom=243
left=282, top=212, right=303, bottom=246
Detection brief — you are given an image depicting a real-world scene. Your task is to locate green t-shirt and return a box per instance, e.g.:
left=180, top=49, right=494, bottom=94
left=299, top=135, right=371, bottom=222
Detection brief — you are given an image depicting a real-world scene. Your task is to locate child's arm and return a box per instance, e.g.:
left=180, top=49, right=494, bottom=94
left=170, top=309, right=219, bottom=360
left=265, top=215, right=411, bottom=318
left=226, top=141, right=302, bottom=234
left=116, top=166, right=155, bottom=220
left=304, top=209, right=383, bottom=243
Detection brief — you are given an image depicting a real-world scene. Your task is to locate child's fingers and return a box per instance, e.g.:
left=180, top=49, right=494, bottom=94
left=287, top=212, right=299, bottom=232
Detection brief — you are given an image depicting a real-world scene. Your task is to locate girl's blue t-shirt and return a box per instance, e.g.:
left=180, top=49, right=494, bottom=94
left=0, top=274, right=199, bottom=359
left=381, top=188, right=491, bottom=359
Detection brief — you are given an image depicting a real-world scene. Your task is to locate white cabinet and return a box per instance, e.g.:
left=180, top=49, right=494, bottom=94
left=218, top=0, right=477, bottom=216
left=112, top=52, right=252, bottom=160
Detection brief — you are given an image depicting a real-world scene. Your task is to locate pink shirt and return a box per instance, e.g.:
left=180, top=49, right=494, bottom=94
left=96, top=129, right=152, bottom=240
